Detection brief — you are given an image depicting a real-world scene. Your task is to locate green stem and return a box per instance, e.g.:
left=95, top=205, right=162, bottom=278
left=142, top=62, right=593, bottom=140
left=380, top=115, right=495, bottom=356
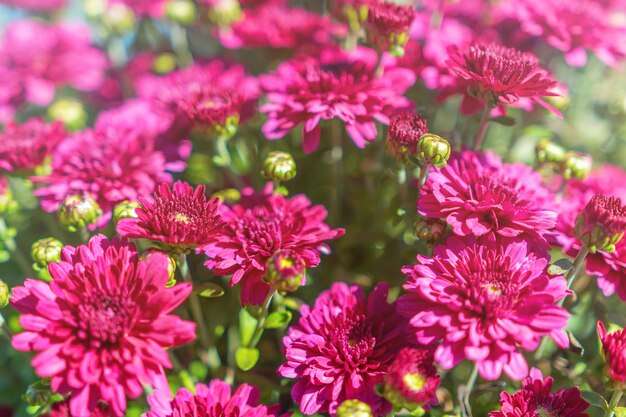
left=465, top=365, right=479, bottom=397
left=605, top=390, right=623, bottom=417
left=245, top=290, right=275, bottom=348
left=472, top=106, right=492, bottom=151
left=177, top=255, right=212, bottom=351
left=170, top=24, right=193, bottom=67
left=79, top=227, right=91, bottom=243
left=416, top=164, right=430, bottom=195
left=0, top=217, right=31, bottom=275
left=0, top=313, right=11, bottom=340
left=459, top=365, right=479, bottom=417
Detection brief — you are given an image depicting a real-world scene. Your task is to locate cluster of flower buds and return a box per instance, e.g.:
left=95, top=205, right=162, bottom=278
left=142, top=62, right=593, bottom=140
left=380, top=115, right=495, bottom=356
left=31, top=237, right=64, bottom=281
left=575, top=195, right=626, bottom=253
left=262, top=151, right=297, bottom=183
left=387, top=112, right=451, bottom=168
left=560, top=151, right=592, bottom=180
left=535, top=139, right=566, bottom=166
left=264, top=250, right=306, bottom=293
left=336, top=399, right=374, bottom=417
left=365, top=1, right=414, bottom=56
left=58, top=193, right=103, bottom=232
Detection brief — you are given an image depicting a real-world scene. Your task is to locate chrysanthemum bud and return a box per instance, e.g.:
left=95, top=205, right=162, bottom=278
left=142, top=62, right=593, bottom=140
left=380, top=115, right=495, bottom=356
left=58, top=193, right=103, bottom=232
left=31, top=238, right=63, bottom=271
left=212, top=188, right=241, bottom=203
left=418, top=134, right=451, bottom=168
left=0, top=179, right=17, bottom=216
left=535, top=139, right=566, bottom=164
left=383, top=347, right=440, bottom=413
left=414, top=217, right=446, bottom=243
left=262, top=151, right=297, bottom=182
left=264, top=250, right=306, bottom=293
left=387, top=112, right=428, bottom=161
left=166, top=0, right=197, bottom=26
left=336, top=399, right=373, bottom=417
left=575, top=195, right=626, bottom=253
left=141, top=248, right=177, bottom=287
left=153, top=53, right=178, bottom=75
left=207, top=0, right=243, bottom=27
left=366, top=1, right=414, bottom=56
left=103, top=3, right=136, bottom=33
left=113, top=200, right=140, bottom=223
left=0, top=279, right=9, bottom=309
left=560, top=152, right=592, bottom=180
left=598, top=322, right=626, bottom=390
left=22, top=380, right=52, bottom=407
left=47, top=99, right=87, bottom=132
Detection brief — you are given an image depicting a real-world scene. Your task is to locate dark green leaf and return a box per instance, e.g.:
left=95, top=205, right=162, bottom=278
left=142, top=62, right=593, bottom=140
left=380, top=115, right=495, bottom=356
left=582, top=391, right=608, bottom=410
left=489, top=115, right=516, bottom=126
left=195, top=282, right=224, bottom=298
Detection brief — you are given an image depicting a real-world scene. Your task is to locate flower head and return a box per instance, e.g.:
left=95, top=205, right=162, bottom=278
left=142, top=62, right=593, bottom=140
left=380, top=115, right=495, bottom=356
left=447, top=43, right=558, bottom=112
left=398, top=237, right=569, bottom=380
left=260, top=47, right=415, bottom=153
left=117, top=181, right=224, bottom=254
left=386, top=112, right=428, bottom=159
left=10, top=235, right=196, bottom=417
left=419, top=150, right=557, bottom=247
left=366, top=1, right=414, bottom=54
left=0, top=118, right=65, bottom=173
left=598, top=321, right=626, bottom=387
left=146, top=379, right=288, bottom=417
left=279, top=282, right=408, bottom=416
left=575, top=195, right=626, bottom=253
left=203, top=183, right=344, bottom=305
left=490, top=368, right=589, bottom=417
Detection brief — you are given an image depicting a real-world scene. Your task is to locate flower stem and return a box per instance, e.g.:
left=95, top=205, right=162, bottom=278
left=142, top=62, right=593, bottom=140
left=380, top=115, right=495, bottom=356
left=604, top=390, right=623, bottom=417
left=246, top=290, right=276, bottom=349
left=472, top=106, right=492, bottom=151
left=176, top=255, right=212, bottom=351
left=459, top=365, right=479, bottom=417
left=0, top=217, right=31, bottom=276
left=416, top=164, right=430, bottom=195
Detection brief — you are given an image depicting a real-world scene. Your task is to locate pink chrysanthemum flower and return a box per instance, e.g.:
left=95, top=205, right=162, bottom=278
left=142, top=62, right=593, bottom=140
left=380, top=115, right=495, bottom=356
left=218, top=4, right=341, bottom=50
left=398, top=237, right=569, bottom=380
left=109, top=0, right=166, bottom=17
left=498, top=0, right=626, bottom=67
left=260, top=47, right=416, bottom=153
left=32, top=128, right=181, bottom=228
left=10, top=235, right=196, bottom=417
left=117, top=181, right=224, bottom=254
left=45, top=401, right=112, bottom=417
left=146, top=379, right=289, bottom=417
left=446, top=43, right=559, bottom=114
left=574, top=195, right=626, bottom=253
left=0, top=20, right=108, bottom=121
left=366, top=1, right=415, bottom=36
left=386, top=112, right=428, bottom=158
left=555, top=165, right=626, bottom=301
left=202, top=183, right=344, bottom=305
left=0, top=118, right=65, bottom=173
left=0, top=0, right=66, bottom=10
left=419, top=150, right=557, bottom=247
left=597, top=321, right=626, bottom=386
left=279, top=282, right=407, bottom=416
left=490, top=368, right=589, bottom=417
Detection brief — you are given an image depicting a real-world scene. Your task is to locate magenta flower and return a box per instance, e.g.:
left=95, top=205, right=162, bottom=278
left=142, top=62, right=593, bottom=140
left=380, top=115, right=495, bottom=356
left=398, top=236, right=569, bottom=380
left=11, top=235, right=196, bottom=417
left=109, top=0, right=166, bottom=17
left=490, top=368, right=589, bottom=417
left=0, top=118, right=65, bottom=173
left=117, top=181, right=224, bottom=254
left=419, top=150, right=557, bottom=247
left=45, top=401, right=112, bottom=417
left=597, top=321, right=626, bottom=386
left=383, top=347, right=440, bottom=410
left=32, top=127, right=181, bottom=228
left=218, top=4, right=341, bottom=51
left=279, top=282, right=407, bottom=416
left=202, top=183, right=344, bottom=305
left=0, top=0, right=66, bottom=10
left=260, top=47, right=416, bottom=153
left=146, top=379, right=289, bottom=417
left=0, top=20, right=108, bottom=121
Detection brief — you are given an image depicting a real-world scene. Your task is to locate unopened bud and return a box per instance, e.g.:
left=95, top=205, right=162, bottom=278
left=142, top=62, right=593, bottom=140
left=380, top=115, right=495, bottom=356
left=262, top=151, right=297, bottom=182
left=0, top=279, right=9, bottom=309
left=31, top=237, right=63, bottom=275
left=141, top=249, right=177, bottom=287
left=264, top=250, right=306, bottom=293
left=22, top=380, right=52, bottom=407
left=575, top=195, right=626, bottom=253
left=212, top=188, right=241, bottom=203
left=113, top=200, right=140, bottom=223
left=535, top=139, right=566, bottom=164
left=166, top=0, right=197, bottom=26
left=414, top=217, right=446, bottom=243
left=336, top=400, right=373, bottom=417
left=47, top=99, right=87, bottom=132
left=153, top=53, right=178, bottom=75
left=58, top=193, right=102, bottom=232
left=207, top=0, right=242, bottom=27
left=418, top=134, right=451, bottom=168
left=560, top=152, right=592, bottom=180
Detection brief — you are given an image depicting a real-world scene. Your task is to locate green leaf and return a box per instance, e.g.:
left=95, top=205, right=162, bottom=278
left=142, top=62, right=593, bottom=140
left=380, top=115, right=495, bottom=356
left=489, top=115, right=516, bottom=126
left=615, top=407, right=626, bottom=417
left=195, top=282, right=224, bottom=298
left=582, top=391, right=608, bottom=410
left=235, top=347, right=259, bottom=371
left=548, top=258, right=573, bottom=275
left=239, top=309, right=257, bottom=346
left=264, top=311, right=292, bottom=329
left=283, top=297, right=303, bottom=311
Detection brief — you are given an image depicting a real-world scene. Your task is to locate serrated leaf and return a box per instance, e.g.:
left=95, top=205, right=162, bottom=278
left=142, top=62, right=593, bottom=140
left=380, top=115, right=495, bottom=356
left=264, top=311, right=292, bottom=329
left=489, top=115, right=516, bottom=126
left=195, top=282, right=224, bottom=298
left=235, top=347, right=259, bottom=371
left=582, top=391, right=608, bottom=410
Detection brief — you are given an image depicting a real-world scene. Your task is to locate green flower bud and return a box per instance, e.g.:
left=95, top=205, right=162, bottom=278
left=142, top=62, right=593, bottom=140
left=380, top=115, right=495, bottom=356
left=560, top=152, right=592, bottom=180
left=0, top=183, right=17, bottom=216
left=212, top=188, right=241, bottom=203
left=336, top=400, right=373, bottom=417
left=261, top=151, right=297, bottom=183
left=418, top=134, right=451, bottom=168
left=153, top=53, right=178, bottom=75
left=166, top=0, right=197, bottom=26
left=0, top=279, right=9, bottom=309
left=414, top=217, right=446, bottom=243
left=264, top=250, right=306, bottom=293
left=31, top=238, right=64, bottom=273
left=207, top=0, right=242, bottom=27
left=47, top=99, right=87, bottom=132
left=141, top=249, right=177, bottom=287
left=58, top=193, right=103, bottom=232
left=113, top=200, right=141, bottom=223
left=103, top=3, right=136, bottom=34
left=535, top=139, right=566, bottom=165
left=22, top=380, right=52, bottom=407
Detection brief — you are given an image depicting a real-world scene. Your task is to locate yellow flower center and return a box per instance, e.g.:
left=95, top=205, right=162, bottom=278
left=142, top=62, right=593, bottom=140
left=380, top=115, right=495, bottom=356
left=403, top=372, right=426, bottom=392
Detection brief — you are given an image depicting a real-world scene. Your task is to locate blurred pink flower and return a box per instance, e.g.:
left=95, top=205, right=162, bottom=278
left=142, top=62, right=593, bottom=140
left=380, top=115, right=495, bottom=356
left=0, top=118, right=65, bottom=173
left=399, top=237, right=569, bottom=380
left=109, top=0, right=165, bottom=17
left=279, top=282, right=407, bottom=416
left=202, top=183, right=344, bottom=305
left=11, top=236, right=195, bottom=417
left=0, top=20, right=108, bottom=121
left=0, top=0, right=66, bottom=10
left=260, top=47, right=415, bottom=153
